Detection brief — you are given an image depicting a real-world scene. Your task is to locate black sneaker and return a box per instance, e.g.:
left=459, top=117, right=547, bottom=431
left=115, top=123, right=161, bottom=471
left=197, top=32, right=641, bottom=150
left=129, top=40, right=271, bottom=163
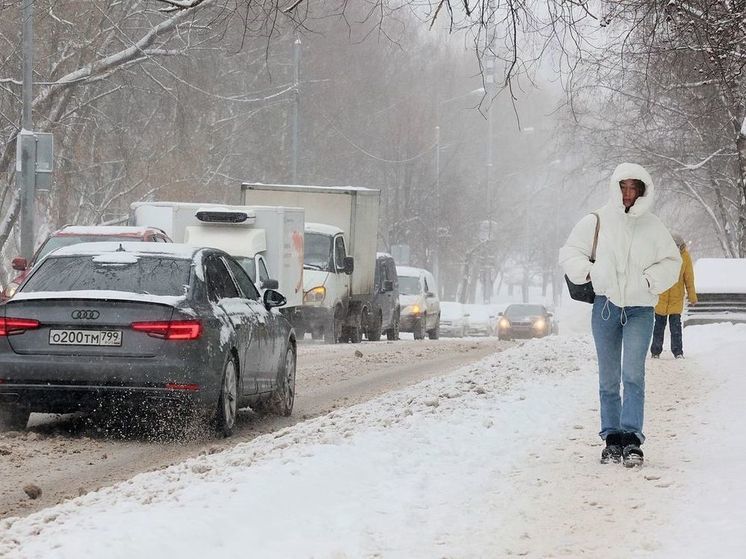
left=621, top=433, right=644, bottom=467
left=600, top=433, right=623, bottom=464
left=674, top=354, right=684, bottom=359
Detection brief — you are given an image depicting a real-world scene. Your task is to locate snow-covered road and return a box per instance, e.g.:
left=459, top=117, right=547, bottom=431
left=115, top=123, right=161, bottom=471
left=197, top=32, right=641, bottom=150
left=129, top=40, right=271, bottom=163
left=1, top=323, right=744, bottom=558
left=0, top=336, right=505, bottom=519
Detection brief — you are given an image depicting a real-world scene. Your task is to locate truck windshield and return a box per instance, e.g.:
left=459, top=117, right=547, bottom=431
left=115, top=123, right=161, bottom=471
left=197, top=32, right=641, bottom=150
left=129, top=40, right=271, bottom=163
left=398, top=276, right=421, bottom=295
left=305, top=233, right=332, bottom=271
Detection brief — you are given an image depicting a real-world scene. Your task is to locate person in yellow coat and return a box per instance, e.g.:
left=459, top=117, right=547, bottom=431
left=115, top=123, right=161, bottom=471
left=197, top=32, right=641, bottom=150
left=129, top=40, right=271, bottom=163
left=650, top=234, right=697, bottom=359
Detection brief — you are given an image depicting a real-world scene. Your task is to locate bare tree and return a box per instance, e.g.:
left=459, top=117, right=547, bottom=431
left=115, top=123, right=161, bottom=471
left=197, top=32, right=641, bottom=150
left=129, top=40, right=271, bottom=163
left=566, top=0, right=746, bottom=257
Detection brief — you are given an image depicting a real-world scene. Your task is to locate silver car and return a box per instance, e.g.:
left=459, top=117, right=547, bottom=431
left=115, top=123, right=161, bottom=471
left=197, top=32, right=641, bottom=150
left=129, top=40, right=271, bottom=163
left=0, top=242, right=296, bottom=436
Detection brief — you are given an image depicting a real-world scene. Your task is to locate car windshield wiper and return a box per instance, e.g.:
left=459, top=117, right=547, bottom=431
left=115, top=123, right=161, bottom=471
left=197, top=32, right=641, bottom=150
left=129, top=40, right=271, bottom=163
left=303, top=263, right=323, bottom=270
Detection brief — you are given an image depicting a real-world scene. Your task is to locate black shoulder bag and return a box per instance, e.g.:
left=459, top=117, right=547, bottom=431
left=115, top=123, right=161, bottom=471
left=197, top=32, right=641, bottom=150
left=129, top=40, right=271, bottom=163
left=564, top=212, right=600, bottom=304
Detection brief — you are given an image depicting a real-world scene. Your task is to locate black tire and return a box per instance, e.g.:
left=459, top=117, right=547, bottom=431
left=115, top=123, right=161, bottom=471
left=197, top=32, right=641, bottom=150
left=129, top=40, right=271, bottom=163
left=325, top=309, right=343, bottom=344
left=387, top=313, right=400, bottom=341
left=428, top=315, right=440, bottom=340
left=214, top=357, right=238, bottom=437
left=0, top=405, right=30, bottom=431
left=347, top=311, right=363, bottom=344
left=413, top=316, right=426, bottom=340
left=367, top=311, right=383, bottom=341
left=267, top=346, right=296, bottom=416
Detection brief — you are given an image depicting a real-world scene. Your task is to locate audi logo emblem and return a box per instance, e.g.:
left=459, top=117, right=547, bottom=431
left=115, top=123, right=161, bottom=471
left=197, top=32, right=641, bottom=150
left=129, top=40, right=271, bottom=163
left=71, top=310, right=100, bottom=320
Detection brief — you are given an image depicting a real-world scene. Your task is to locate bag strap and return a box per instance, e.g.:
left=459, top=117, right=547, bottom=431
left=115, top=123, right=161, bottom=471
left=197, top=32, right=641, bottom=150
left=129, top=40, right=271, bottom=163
left=589, top=212, right=600, bottom=263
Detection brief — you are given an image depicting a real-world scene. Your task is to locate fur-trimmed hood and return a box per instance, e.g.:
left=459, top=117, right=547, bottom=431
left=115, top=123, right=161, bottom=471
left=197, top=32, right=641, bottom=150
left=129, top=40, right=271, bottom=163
left=608, top=162, right=655, bottom=217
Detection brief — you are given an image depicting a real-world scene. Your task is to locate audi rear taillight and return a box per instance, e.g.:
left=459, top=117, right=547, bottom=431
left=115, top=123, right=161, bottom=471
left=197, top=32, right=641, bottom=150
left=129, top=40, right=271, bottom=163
left=130, top=320, right=202, bottom=340
left=0, top=317, right=41, bottom=336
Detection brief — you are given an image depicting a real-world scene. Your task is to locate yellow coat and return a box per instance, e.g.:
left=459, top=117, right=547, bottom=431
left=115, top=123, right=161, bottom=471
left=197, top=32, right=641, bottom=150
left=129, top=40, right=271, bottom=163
left=655, top=247, right=697, bottom=315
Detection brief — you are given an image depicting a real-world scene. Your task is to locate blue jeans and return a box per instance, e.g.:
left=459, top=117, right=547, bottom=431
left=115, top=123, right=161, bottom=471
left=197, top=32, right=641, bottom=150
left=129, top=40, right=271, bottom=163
left=591, top=296, right=654, bottom=444
left=650, top=313, right=683, bottom=357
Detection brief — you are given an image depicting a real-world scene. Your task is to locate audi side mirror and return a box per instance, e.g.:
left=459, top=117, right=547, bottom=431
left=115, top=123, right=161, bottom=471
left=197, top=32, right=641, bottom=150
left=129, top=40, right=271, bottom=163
left=11, top=257, right=28, bottom=271
left=261, top=278, right=279, bottom=290
left=263, top=289, right=287, bottom=309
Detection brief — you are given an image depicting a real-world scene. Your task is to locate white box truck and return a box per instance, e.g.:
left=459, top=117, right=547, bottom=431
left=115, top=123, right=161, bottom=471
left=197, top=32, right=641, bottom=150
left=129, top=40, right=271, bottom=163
left=241, top=183, right=380, bottom=344
left=129, top=201, right=304, bottom=308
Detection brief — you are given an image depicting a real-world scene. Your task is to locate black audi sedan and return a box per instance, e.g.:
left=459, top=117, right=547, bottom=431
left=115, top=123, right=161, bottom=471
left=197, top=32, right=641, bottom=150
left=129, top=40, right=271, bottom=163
left=0, top=242, right=296, bottom=436
left=496, top=304, right=555, bottom=340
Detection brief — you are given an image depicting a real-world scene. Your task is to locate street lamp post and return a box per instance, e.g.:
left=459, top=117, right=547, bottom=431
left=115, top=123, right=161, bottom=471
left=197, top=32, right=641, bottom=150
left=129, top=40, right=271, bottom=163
left=434, top=124, right=441, bottom=296
left=432, top=87, right=485, bottom=297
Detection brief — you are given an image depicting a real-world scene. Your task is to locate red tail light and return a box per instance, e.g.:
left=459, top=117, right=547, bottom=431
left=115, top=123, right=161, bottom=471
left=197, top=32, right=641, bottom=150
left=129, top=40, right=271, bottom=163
left=0, top=317, right=41, bottom=336
left=165, top=383, right=200, bottom=391
left=130, top=320, right=202, bottom=340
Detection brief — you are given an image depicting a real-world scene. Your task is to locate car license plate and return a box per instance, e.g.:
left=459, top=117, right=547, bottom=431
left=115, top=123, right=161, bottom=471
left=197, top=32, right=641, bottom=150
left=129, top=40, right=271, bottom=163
left=49, top=329, right=122, bottom=347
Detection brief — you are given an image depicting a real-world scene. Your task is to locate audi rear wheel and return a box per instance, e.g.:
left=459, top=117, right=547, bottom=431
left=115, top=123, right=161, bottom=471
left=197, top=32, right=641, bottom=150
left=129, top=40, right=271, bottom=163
left=214, top=358, right=238, bottom=437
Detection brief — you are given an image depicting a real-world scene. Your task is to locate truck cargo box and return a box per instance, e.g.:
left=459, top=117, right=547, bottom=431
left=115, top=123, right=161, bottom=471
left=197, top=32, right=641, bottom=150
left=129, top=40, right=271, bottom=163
left=130, top=201, right=304, bottom=308
left=241, top=183, right=379, bottom=298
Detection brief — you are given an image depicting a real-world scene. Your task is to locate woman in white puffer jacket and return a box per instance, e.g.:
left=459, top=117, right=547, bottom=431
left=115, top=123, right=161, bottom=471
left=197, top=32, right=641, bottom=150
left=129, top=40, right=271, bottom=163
left=559, top=163, right=681, bottom=467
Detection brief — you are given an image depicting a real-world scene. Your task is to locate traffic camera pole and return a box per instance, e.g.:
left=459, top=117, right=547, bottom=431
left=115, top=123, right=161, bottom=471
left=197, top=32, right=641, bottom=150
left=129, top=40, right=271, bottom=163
left=19, top=0, right=35, bottom=260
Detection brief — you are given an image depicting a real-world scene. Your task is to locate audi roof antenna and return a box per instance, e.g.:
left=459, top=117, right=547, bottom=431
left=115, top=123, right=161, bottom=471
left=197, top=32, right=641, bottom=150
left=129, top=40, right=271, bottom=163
left=116, top=243, right=126, bottom=252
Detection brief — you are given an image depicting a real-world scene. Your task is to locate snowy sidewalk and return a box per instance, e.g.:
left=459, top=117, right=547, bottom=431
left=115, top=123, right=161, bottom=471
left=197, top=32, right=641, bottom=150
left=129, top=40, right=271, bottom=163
left=0, top=324, right=745, bottom=558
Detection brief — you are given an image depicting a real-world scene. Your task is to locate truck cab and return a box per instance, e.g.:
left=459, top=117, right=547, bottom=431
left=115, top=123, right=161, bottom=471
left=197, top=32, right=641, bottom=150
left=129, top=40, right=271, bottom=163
left=300, top=223, right=354, bottom=341
left=184, top=217, right=276, bottom=291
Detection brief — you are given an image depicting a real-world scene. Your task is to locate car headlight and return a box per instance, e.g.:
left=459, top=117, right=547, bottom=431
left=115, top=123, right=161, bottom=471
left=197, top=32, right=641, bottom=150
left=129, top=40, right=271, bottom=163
left=404, top=304, right=421, bottom=316
left=498, top=318, right=510, bottom=329
left=304, top=286, right=326, bottom=304
left=533, top=318, right=546, bottom=330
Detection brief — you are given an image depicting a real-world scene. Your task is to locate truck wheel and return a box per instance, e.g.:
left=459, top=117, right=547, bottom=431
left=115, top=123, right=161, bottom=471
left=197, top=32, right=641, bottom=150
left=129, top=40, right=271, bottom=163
left=0, top=405, right=30, bottom=431
left=347, top=311, right=363, bottom=343
left=367, top=311, right=383, bottom=341
left=428, top=315, right=440, bottom=340
left=325, top=309, right=343, bottom=344
left=386, top=313, right=400, bottom=341
left=413, top=315, right=426, bottom=340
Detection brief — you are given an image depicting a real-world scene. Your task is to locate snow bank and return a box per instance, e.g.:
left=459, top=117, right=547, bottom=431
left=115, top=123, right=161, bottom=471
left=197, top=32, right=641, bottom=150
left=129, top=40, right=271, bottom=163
left=2, top=324, right=745, bottom=558
left=0, top=336, right=597, bottom=558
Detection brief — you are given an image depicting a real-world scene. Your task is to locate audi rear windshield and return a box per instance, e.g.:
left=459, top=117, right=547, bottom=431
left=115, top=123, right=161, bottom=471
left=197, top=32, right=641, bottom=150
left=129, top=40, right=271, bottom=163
left=21, top=255, right=192, bottom=297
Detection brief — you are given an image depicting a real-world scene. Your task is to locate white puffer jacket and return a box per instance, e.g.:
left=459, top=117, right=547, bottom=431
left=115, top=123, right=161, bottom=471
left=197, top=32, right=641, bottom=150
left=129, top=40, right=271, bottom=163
left=559, top=163, right=681, bottom=308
